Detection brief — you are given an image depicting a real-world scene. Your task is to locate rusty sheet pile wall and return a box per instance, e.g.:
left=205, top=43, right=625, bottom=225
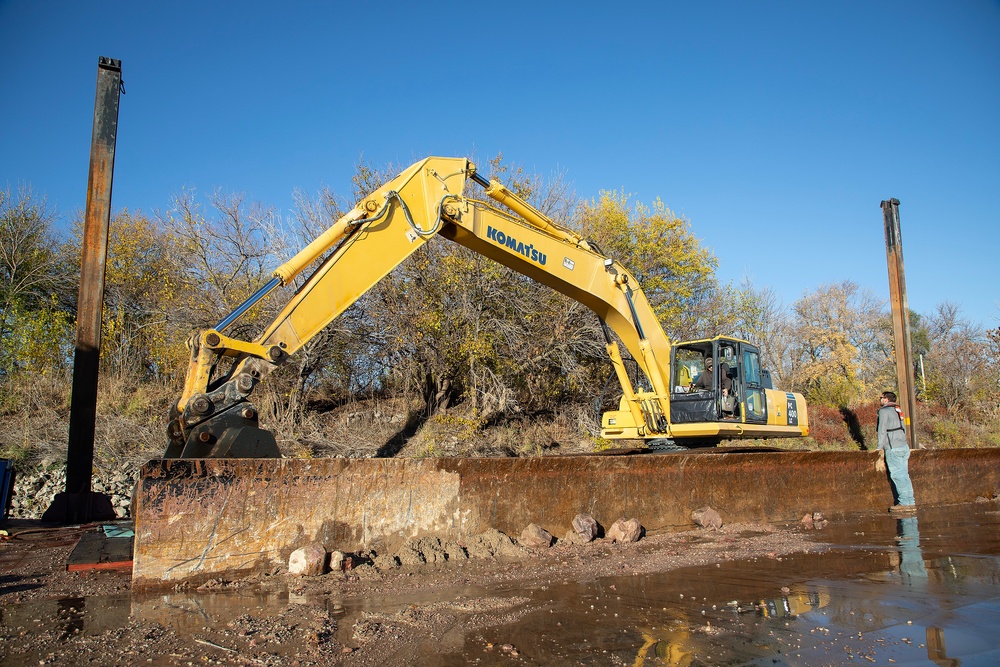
left=133, top=449, right=1000, bottom=589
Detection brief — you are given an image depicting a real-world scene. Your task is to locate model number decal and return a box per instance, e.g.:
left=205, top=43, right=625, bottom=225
left=785, top=392, right=798, bottom=426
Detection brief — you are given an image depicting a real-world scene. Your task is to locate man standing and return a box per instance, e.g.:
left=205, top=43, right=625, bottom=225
left=878, top=391, right=916, bottom=513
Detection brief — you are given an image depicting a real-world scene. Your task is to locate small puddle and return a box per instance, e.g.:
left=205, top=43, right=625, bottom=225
left=0, top=594, right=130, bottom=643
left=2, top=504, right=999, bottom=665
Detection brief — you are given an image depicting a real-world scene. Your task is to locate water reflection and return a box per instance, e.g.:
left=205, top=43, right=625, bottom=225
left=130, top=587, right=342, bottom=632
left=484, top=506, right=1000, bottom=666
left=892, top=517, right=965, bottom=665
left=632, top=585, right=833, bottom=666
left=0, top=594, right=129, bottom=646
left=928, top=626, right=961, bottom=667
left=896, top=515, right=928, bottom=584
left=756, top=587, right=830, bottom=619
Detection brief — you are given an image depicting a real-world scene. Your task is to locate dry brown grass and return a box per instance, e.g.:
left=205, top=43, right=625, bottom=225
left=282, top=398, right=603, bottom=459
left=0, top=372, right=71, bottom=466
left=0, top=371, right=171, bottom=471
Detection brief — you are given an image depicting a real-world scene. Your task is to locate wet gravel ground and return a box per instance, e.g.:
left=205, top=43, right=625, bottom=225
left=3, top=503, right=1000, bottom=666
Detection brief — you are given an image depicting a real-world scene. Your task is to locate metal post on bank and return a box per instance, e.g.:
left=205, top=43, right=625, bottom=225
left=43, top=57, right=123, bottom=523
left=881, top=198, right=919, bottom=450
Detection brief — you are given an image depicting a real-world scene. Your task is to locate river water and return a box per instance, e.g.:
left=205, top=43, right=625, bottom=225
left=359, top=503, right=1000, bottom=665
left=445, top=503, right=1000, bottom=665
left=3, top=503, right=998, bottom=665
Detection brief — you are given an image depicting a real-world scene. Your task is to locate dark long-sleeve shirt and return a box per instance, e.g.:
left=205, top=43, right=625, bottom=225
left=693, top=364, right=732, bottom=392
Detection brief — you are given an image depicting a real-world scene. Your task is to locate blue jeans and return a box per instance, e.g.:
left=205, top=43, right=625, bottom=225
left=885, top=446, right=915, bottom=506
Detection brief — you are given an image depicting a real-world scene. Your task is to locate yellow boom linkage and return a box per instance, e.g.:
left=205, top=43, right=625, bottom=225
left=164, top=157, right=807, bottom=458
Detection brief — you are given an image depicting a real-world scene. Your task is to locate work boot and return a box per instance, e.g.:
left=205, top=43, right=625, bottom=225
left=888, top=504, right=917, bottom=514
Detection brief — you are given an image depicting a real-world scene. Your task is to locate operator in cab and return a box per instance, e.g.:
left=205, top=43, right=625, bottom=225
left=691, top=356, right=732, bottom=394
left=691, top=355, right=737, bottom=418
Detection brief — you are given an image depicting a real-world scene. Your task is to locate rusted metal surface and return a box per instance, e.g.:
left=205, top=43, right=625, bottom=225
left=881, top=198, right=919, bottom=448
left=132, top=449, right=1000, bottom=589
left=62, top=57, right=122, bottom=520
left=134, top=458, right=463, bottom=588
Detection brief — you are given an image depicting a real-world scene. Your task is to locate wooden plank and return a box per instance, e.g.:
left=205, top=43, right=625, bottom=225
left=67, top=530, right=133, bottom=572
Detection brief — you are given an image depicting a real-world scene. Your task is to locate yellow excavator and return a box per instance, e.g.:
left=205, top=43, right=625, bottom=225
left=164, top=157, right=808, bottom=458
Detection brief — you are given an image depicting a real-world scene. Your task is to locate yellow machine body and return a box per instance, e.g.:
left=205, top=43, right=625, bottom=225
left=165, top=157, right=807, bottom=457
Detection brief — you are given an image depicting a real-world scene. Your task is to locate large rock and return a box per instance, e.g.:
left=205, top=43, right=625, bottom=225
left=571, top=513, right=599, bottom=543
left=607, top=518, right=643, bottom=543
left=691, top=505, right=723, bottom=530
left=288, top=544, right=327, bottom=576
left=519, top=523, right=554, bottom=549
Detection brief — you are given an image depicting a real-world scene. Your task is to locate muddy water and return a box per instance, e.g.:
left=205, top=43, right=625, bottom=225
left=342, top=504, right=1000, bottom=665
left=4, top=503, right=999, bottom=666
left=452, top=504, right=1000, bottom=666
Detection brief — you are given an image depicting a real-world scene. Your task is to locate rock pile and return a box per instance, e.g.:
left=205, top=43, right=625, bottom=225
left=6, top=463, right=138, bottom=519
left=288, top=529, right=535, bottom=576
left=286, top=515, right=655, bottom=577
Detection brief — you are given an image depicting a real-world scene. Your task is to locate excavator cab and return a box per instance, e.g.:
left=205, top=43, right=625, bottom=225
left=669, top=337, right=768, bottom=425
left=602, top=332, right=806, bottom=447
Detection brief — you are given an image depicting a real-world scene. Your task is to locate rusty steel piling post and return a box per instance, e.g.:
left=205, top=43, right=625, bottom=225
left=881, top=198, right=919, bottom=449
left=44, top=57, right=123, bottom=523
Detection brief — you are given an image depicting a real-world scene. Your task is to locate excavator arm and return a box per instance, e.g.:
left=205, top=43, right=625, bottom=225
left=165, top=156, right=804, bottom=458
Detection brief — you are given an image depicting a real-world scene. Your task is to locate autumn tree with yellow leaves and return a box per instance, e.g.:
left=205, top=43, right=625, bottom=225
left=577, top=191, right=717, bottom=338
left=0, top=186, right=75, bottom=379
left=783, top=281, right=887, bottom=407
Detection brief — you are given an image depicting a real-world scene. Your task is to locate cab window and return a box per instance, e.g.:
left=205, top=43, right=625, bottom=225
left=743, top=349, right=766, bottom=421
left=673, top=346, right=709, bottom=393
left=743, top=350, right=761, bottom=385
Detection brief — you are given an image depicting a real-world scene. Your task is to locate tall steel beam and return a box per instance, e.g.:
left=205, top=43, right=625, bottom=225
left=45, top=57, right=123, bottom=523
left=881, top=198, right=919, bottom=449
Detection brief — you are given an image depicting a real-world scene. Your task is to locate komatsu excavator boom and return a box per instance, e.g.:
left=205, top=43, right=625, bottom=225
left=164, top=157, right=807, bottom=458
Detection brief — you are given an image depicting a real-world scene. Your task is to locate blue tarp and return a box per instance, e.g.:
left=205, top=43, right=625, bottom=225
left=101, top=524, right=134, bottom=539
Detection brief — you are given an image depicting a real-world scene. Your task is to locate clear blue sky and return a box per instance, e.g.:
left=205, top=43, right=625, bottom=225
left=2, top=1, right=998, bottom=328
